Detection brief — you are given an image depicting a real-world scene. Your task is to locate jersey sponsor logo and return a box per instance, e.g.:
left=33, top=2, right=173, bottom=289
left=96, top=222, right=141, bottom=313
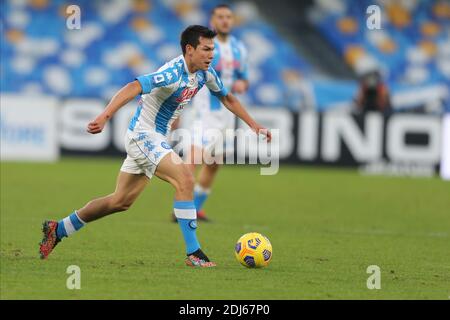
left=176, top=87, right=199, bottom=104
left=215, top=59, right=241, bottom=72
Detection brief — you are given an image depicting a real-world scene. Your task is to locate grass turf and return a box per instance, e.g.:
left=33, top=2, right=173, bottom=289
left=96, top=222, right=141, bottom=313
left=1, top=157, right=449, bottom=299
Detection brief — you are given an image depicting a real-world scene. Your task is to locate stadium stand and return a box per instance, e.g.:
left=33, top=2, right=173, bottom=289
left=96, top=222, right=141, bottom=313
left=1, top=0, right=312, bottom=109
left=1, top=0, right=449, bottom=112
left=310, top=0, right=450, bottom=112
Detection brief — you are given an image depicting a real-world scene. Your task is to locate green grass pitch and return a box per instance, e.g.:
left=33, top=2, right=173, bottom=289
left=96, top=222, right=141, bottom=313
left=1, top=157, right=449, bottom=299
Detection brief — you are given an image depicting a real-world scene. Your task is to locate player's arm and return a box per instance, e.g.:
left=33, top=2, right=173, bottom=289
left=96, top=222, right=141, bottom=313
left=206, top=66, right=271, bottom=142
left=220, top=92, right=271, bottom=142
left=87, top=80, right=142, bottom=134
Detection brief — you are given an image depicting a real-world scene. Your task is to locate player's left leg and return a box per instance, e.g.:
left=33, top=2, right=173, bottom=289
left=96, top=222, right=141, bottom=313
left=155, top=151, right=216, bottom=267
left=170, top=143, right=207, bottom=222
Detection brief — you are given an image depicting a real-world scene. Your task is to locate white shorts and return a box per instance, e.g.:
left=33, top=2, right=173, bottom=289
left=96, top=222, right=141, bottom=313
left=120, top=130, right=173, bottom=179
left=189, top=122, right=235, bottom=157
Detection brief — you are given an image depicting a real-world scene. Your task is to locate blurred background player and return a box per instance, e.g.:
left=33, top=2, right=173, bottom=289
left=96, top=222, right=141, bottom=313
left=39, top=25, right=271, bottom=267
left=354, top=69, right=392, bottom=115
left=176, top=4, right=249, bottom=222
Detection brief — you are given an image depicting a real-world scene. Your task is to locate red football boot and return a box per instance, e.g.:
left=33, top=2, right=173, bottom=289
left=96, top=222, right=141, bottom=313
left=185, top=249, right=216, bottom=267
left=39, top=220, right=60, bottom=259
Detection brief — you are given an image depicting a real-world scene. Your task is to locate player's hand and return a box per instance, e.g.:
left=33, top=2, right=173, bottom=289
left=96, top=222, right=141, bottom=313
left=87, top=115, right=107, bottom=134
left=232, top=80, right=248, bottom=94
left=251, top=124, right=272, bottom=143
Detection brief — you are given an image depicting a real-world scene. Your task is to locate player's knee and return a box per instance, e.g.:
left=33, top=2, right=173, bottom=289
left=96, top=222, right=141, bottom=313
left=110, top=196, right=133, bottom=212
left=116, top=202, right=132, bottom=212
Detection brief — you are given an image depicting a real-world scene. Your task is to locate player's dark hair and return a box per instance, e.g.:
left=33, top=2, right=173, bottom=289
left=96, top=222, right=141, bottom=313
left=180, top=25, right=217, bottom=55
left=211, top=3, right=232, bottom=15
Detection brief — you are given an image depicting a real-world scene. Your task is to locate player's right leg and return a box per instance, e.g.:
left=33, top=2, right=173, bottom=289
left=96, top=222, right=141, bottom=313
left=185, top=136, right=225, bottom=221
left=193, top=162, right=221, bottom=219
left=155, top=151, right=216, bottom=267
left=39, top=171, right=148, bottom=259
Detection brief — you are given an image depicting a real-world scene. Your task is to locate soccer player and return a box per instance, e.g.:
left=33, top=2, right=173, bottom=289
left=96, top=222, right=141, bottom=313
left=39, top=25, right=271, bottom=267
left=177, top=4, right=249, bottom=222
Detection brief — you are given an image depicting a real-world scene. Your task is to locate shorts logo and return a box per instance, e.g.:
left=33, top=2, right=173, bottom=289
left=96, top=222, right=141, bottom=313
left=161, top=142, right=172, bottom=149
left=189, top=220, right=197, bottom=229
left=154, top=151, right=163, bottom=160
left=138, top=133, right=148, bottom=141
left=144, top=141, right=156, bottom=151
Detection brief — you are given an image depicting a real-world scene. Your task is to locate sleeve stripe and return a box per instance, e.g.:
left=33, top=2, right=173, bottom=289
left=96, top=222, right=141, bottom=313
left=136, top=75, right=152, bottom=94
left=204, top=67, right=228, bottom=98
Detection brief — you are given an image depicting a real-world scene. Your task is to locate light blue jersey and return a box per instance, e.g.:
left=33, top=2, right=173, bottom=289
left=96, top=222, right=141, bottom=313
left=181, top=35, right=248, bottom=133
left=212, top=35, right=248, bottom=88
left=130, top=55, right=228, bottom=136
left=209, top=35, right=248, bottom=110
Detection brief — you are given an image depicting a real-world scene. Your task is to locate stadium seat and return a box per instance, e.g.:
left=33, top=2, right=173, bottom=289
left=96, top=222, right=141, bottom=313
left=1, top=0, right=312, bottom=109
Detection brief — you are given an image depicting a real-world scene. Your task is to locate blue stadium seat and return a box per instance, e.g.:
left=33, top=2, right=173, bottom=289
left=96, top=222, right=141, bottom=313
left=1, top=0, right=312, bottom=109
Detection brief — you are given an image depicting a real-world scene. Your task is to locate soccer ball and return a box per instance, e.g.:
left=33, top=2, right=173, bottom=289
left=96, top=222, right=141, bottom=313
left=234, top=232, right=272, bottom=268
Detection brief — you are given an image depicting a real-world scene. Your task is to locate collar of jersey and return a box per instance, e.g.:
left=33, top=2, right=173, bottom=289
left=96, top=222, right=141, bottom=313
left=180, top=55, right=196, bottom=77
left=215, top=35, right=232, bottom=46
